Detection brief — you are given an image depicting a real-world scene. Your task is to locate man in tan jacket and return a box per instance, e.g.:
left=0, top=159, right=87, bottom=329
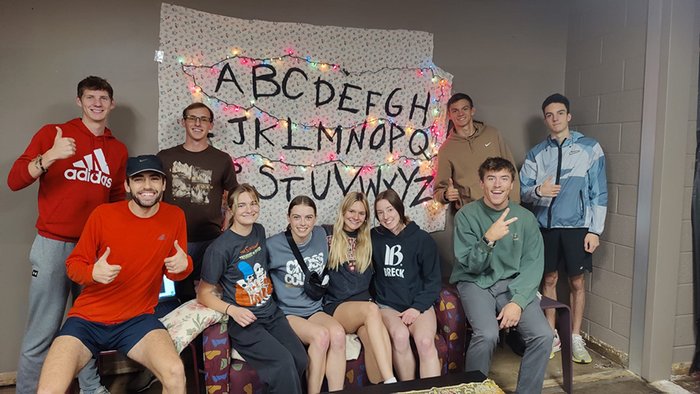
left=434, top=93, right=519, bottom=210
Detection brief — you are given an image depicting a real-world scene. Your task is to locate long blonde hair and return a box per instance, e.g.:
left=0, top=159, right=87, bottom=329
left=328, top=192, right=372, bottom=273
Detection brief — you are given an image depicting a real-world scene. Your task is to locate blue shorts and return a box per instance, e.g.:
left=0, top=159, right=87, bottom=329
left=57, top=314, right=165, bottom=358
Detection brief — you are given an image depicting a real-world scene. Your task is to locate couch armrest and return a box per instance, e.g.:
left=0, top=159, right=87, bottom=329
left=203, top=320, right=231, bottom=393
left=433, top=331, right=449, bottom=375
left=434, top=284, right=467, bottom=372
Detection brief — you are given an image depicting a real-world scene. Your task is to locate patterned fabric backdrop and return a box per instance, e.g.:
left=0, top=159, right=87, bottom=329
left=158, top=3, right=452, bottom=233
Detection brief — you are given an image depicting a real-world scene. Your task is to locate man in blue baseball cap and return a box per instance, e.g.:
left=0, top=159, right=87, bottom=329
left=37, top=155, right=193, bottom=394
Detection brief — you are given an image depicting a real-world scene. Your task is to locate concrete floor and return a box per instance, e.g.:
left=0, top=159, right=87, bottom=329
left=3, top=345, right=700, bottom=393
left=490, top=345, right=697, bottom=394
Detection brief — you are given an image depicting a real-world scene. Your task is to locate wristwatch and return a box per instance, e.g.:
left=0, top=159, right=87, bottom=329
left=482, top=236, right=496, bottom=247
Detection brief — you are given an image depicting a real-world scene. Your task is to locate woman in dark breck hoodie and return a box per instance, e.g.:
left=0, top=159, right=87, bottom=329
left=371, top=189, right=442, bottom=380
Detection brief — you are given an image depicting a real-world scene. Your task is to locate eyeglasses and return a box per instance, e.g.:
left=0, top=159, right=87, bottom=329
left=184, top=115, right=212, bottom=124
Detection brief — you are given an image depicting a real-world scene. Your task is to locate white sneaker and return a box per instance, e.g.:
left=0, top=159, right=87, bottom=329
left=550, top=329, right=561, bottom=359
left=572, top=334, right=592, bottom=364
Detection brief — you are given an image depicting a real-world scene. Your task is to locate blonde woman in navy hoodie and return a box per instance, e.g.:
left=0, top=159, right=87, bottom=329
left=371, top=189, right=442, bottom=380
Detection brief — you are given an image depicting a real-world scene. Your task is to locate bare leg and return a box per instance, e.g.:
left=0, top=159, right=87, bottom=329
left=569, top=274, right=586, bottom=335
left=288, top=312, right=347, bottom=393
left=357, top=326, right=381, bottom=384
left=408, top=308, right=440, bottom=378
left=334, top=302, right=394, bottom=383
left=541, top=271, right=559, bottom=330
left=37, top=336, right=92, bottom=394
left=379, top=309, right=415, bottom=381
left=308, top=313, right=346, bottom=391
left=127, top=329, right=186, bottom=394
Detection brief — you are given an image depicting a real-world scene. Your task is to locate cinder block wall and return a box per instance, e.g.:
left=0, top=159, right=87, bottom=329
left=674, top=7, right=699, bottom=364
left=564, top=0, right=648, bottom=356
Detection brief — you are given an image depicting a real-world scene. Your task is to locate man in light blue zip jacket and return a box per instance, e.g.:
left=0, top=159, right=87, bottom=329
left=520, top=93, right=607, bottom=364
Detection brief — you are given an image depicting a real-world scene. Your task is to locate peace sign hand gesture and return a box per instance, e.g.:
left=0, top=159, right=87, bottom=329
left=484, top=208, right=518, bottom=243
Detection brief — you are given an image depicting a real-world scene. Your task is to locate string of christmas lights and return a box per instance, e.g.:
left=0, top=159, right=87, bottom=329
left=178, top=49, right=447, bottom=79
left=178, top=48, right=451, bottom=174
left=178, top=49, right=451, bottom=139
left=233, top=151, right=436, bottom=175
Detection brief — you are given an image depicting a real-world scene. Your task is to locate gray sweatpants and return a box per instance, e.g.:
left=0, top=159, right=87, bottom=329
left=457, top=279, right=553, bottom=394
left=16, top=235, right=102, bottom=394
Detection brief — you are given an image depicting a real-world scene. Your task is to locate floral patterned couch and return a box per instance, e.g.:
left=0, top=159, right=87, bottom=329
left=202, top=284, right=467, bottom=393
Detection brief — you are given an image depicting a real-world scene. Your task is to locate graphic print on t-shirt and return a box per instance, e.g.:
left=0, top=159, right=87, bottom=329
left=235, top=261, right=273, bottom=307
left=284, top=252, right=325, bottom=287
left=346, top=237, right=358, bottom=272
left=169, top=160, right=213, bottom=204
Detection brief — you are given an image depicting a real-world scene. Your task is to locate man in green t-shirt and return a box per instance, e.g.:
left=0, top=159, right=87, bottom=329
left=450, top=157, right=551, bottom=394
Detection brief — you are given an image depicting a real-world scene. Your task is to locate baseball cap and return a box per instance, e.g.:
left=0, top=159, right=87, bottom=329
left=126, top=155, right=166, bottom=177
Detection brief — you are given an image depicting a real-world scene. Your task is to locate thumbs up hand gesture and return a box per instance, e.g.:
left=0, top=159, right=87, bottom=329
left=164, top=241, right=189, bottom=274
left=46, top=126, right=77, bottom=162
left=92, top=247, right=122, bottom=284
left=444, top=178, right=460, bottom=202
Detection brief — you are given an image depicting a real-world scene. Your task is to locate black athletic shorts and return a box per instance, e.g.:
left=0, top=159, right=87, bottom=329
left=541, top=228, right=592, bottom=276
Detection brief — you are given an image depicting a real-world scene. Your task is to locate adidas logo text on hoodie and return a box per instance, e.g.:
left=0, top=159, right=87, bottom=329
left=64, top=148, right=113, bottom=188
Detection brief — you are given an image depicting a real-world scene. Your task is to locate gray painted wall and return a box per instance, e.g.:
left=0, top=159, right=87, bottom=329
left=564, top=0, right=648, bottom=356
left=0, top=0, right=568, bottom=373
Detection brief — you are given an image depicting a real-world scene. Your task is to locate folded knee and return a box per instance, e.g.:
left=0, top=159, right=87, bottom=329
left=160, top=361, right=186, bottom=388
left=543, top=272, right=558, bottom=287
left=328, top=326, right=346, bottom=351
left=472, top=329, right=499, bottom=348
left=532, top=329, right=554, bottom=347
left=389, top=326, right=411, bottom=350
left=310, top=327, right=331, bottom=352
left=570, top=276, right=586, bottom=292
left=365, top=302, right=381, bottom=320
left=414, top=335, right=437, bottom=355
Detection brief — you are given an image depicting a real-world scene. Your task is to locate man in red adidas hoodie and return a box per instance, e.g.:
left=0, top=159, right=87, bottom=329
left=7, top=76, right=127, bottom=394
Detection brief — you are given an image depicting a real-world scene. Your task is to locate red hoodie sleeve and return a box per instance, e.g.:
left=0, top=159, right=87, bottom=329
left=7, top=125, right=53, bottom=191
left=66, top=207, right=102, bottom=285
left=164, top=208, right=193, bottom=281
